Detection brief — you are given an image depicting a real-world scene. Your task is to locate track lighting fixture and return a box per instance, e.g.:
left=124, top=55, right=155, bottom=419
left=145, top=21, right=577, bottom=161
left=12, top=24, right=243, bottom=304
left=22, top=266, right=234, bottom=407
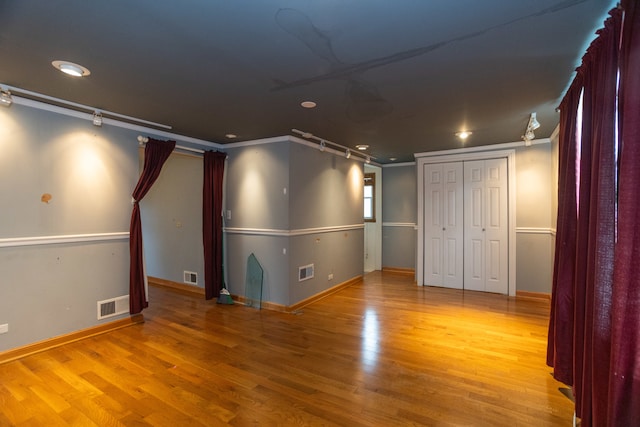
left=522, top=112, right=541, bottom=146
left=291, top=128, right=375, bottom=163
left=0, top=83, right=171, bottom=129
left=0, top=89, right=12, bottom=107
left=92, top=111, right=103, bottom=127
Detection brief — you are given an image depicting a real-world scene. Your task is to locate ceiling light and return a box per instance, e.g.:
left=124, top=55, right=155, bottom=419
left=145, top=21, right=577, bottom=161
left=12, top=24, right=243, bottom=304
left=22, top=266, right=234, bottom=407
left=319, top=140, right=326, bottom=151
left=0, top=89, right=12, bottom=106
left=225, top=133, right=237, bottom=139
left=301, top=101, right=317, bottom=109
left=356, top=144, right=369, bottom=151
left=389, top=157, right=397, bottom=161
left=52, top=60, right=91, bottom=77
left=455, top=131, right=472, bottom=140
left=345, top=149, right=351, bottom=159
left=92, top=111, right=103, bottom=126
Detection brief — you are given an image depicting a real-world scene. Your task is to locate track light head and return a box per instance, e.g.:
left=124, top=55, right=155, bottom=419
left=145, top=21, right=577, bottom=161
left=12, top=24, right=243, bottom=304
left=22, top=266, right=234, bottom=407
left=529, top=112, right=540, bottom=130
left=522, top=112, right=541, bottom=146
left=0, top=89, right=13, bottom=107
left=345, top=149, right=351, bottom=159
left=319, top=140, right=326, bottom=152
left=92, top=111, right=103, bottom=127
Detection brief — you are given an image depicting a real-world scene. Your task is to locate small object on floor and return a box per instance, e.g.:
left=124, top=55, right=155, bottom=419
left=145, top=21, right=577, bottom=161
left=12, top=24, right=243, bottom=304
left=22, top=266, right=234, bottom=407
left=217, top=288, right=234, bottom=305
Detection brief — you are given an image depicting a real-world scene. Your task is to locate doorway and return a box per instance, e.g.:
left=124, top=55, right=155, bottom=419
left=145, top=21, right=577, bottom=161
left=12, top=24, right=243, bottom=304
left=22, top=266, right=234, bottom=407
left=364, top=164, right=382, bottom=272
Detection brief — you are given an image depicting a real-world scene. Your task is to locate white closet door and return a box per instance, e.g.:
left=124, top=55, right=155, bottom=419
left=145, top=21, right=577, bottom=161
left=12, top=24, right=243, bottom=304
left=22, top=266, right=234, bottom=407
left=424, top=162, right=463, bottom=288
left=463, top=159, right=508, bottom=294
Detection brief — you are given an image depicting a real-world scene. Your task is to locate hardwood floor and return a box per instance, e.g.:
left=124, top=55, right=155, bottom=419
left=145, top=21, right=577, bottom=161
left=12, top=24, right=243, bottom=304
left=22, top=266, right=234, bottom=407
left=0, top=272, right=574, bottom=426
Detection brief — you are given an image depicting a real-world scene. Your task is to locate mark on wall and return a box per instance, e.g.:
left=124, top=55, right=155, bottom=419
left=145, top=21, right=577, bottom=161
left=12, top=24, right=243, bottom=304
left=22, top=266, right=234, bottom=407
left=41, top=193, right=52, bottom=204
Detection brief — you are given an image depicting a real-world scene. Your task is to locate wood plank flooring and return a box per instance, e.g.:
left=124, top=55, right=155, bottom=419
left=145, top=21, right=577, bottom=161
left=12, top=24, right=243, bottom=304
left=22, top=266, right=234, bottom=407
left=0, top=272, right=574, bottom=426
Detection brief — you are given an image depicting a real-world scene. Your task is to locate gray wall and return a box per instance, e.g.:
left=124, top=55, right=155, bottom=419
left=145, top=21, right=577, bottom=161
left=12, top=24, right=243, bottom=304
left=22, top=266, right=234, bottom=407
left=0, top=104, right=138, bottom=351
left=514, top=143, right=555, bottom=294
left=289, top=142, right=364, bottom=303
left=224, top=142, right=290, bottom=230
left=289, top=143, right=363, bottom=228
left=142, top=151, right=205, bottom=287
left=225, top=234, right=290, bottom=305
left=224, top=139, right=364, bottom=307
left=223, top=142, right=290, bottom=305
left=382, top=164, right=417, bottom=270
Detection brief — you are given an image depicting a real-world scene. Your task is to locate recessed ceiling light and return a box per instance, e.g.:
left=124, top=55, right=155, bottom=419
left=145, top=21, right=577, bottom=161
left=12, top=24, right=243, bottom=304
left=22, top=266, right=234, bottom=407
left=301, top=101, right=317, bottom=109
left=356, top=144, right=369, bottom=151
left=389, top=157, right=397, bottom=161
left=455, top=131, right=472, bottom=140
left=225, top=133, right=237, bottom=139
left=52, top=60, right=91, bottom=77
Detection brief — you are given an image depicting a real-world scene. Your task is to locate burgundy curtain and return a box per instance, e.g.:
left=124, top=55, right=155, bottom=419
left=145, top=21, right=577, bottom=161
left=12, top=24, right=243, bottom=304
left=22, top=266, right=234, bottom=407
left=129, top=138, right=175, bottom=314
left=547, top=78, right=581, bottom=387
left=546, top=5, right=640, bottom=425
left=609, top=0, right=640, bottom=423
left=572, top=12, right=620, bottom=423
left=203, top=151, right=226, bottom=300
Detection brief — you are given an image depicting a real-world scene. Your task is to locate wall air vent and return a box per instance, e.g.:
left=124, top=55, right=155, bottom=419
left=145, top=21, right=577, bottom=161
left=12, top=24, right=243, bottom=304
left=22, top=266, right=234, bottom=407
left=184, top=271, right=198, bottom=285
left=298, top=264, right=314, bottom=282
left=97, top=295, right=129, bottom=320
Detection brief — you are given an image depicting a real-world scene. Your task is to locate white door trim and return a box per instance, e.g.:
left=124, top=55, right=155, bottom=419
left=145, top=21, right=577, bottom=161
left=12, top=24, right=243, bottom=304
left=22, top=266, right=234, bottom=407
left=416, top=149, right=516, bottom=296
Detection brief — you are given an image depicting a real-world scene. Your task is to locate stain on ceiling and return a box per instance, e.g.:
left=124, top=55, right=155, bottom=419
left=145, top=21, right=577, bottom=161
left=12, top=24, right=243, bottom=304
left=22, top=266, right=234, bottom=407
left=0, top=0, right=616, bottom=162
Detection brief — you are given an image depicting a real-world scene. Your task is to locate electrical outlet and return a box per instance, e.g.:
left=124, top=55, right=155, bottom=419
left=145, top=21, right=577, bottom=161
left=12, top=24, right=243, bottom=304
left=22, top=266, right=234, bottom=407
left=0, top=324, right=8, bottom=334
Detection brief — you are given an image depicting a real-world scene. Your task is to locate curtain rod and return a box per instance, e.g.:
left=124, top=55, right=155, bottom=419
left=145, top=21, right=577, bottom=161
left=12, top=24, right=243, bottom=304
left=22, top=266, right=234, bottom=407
left=137, top=135, right=205, bottom=154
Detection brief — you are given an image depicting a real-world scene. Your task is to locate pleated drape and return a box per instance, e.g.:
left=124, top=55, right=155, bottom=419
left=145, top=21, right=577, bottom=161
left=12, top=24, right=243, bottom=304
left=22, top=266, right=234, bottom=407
left=547, top=4, right=640, bottom=425
left=129, top=138, right=175, bottom=314
left=202, top=150, right=226, bottom=300
left=547, top=79, right=581, bottom=387
left=609, top=0, right=640, bottom=423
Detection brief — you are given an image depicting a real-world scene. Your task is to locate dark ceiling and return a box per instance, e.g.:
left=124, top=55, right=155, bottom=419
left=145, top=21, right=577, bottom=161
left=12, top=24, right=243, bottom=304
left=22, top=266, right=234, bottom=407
left=0, top=0, right=615, bottom=163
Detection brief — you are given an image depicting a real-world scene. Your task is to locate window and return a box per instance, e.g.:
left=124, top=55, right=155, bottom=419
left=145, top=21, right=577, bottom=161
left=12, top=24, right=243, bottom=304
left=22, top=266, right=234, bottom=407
left=364, top=173, right=375, bottom=222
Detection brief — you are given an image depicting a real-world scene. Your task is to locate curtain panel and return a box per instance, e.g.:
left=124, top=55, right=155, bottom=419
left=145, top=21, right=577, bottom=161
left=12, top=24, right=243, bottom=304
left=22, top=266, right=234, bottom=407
left=609, top=0, right=640, bottom=423
left=203, top=151, right=226, bottom=300
left=571, top=12, right=620, bottom=423
left=547, top=4, right=640, bottom=425
left=129, top=138, right=176, bottom=314
left=547, top=78, right=581, bottom=387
